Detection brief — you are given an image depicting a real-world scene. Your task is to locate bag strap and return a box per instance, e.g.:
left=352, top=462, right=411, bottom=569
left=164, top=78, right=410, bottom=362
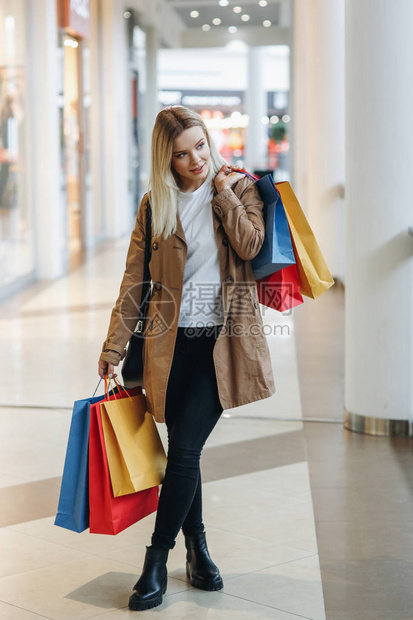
left=233, top=168, right=260, bottom=181
left=135, top=200, right=152, bottom=333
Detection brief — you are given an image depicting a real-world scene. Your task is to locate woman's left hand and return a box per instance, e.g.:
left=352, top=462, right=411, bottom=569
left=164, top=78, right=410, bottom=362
left=214, top=164, right=245, bottom=194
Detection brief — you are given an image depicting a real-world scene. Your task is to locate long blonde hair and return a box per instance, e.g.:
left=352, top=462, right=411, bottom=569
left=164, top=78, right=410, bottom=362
left=148, top=105, right=228, bottom=240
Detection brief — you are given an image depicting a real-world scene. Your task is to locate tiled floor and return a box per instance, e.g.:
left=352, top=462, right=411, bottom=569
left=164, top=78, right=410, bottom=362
left=0, top=238, right=327, bottom=618
left=295, top=285, right=413, bottom=619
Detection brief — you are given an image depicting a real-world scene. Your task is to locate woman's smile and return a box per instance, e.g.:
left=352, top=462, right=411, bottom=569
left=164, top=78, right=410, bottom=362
left=191, top=163, right=205, bottom=174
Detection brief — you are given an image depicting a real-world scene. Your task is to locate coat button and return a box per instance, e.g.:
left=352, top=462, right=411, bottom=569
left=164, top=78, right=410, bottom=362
left=222, top=237, right=228, bottom=246
left=154, top=281, right=162, bottom=291
left=152, top=242, right=158, bottom=250
left=225, top=275, right=234, bottom=283
left=254, top=301, right=259, bottom=309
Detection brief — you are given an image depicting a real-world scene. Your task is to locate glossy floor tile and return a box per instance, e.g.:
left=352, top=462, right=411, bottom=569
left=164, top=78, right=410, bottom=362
left=0, top=240, right=325, bottom=619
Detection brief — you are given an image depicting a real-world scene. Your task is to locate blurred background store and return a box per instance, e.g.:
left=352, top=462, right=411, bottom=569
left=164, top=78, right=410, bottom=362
left=0, top=0, right=297, bottom=303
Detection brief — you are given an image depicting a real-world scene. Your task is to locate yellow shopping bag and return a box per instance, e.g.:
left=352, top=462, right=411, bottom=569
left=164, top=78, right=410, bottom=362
left=275, top=182, right=335, bottom=299
left=100, top=378, right=167, bottom=498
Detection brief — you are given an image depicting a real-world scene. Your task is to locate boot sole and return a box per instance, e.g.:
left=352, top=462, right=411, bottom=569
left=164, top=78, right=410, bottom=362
left=186, top=560, right=224, bottom=591
left=128, top=579, right=167, bottom=611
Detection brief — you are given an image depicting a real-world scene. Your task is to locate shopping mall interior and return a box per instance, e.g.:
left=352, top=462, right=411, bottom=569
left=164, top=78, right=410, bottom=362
left=0, top=1, right=412, bottom=618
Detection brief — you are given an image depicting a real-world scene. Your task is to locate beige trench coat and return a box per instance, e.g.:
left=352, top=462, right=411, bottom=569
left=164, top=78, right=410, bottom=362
left=99, top=174, right=276, bottom=423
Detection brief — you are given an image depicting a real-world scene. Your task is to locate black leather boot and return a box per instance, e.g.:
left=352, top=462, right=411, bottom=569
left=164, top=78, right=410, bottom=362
left=128, top=545, right=169, bottom=611
left=184, top=530, right=224, bottom=591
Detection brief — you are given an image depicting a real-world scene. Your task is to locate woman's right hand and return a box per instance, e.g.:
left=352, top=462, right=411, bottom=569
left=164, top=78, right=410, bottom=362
left=98, top=359, right=117, bottom=380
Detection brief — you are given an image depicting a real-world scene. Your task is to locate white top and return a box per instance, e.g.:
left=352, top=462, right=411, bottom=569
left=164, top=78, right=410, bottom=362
left=177, top=179, right=225, bottom=327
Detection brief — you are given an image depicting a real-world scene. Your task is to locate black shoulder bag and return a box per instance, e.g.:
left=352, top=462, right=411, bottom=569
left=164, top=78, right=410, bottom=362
left=121, top=200, right=152, bottom=387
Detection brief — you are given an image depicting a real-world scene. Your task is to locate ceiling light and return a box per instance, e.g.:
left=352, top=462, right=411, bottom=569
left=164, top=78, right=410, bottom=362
left=258, top=0, right=268, bottom=6
left=212, top=18, right=222, bottom=25
left=123, top=10, right=131, bottom=18
left=202, top=24, right=211, bottom=31
left=219, top=0, right=229, bottom=5
left=241, top=14, right=250, bottom=21
left=190, top=10, right=199, bottom=18
left=261, top=116, right=269, bottom=124
left=233, top=6, right=242, bottom=13
left=228, top=26, right=238, bottom=33
left=263, top=20, right=271, bottom=27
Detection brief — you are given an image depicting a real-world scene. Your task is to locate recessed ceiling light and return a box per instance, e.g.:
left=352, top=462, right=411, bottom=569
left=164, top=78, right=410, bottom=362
left=123, top=10, right=131, bottom=18
left=228, top=26, right=238, bottom=33
left=190, top=10, right=199, bottom=18
left=233, top=6, right=242, bottom=13
left=263, top=20, right=271, bottom=27
left=219, top=0, right=229, bottom=6
left=258, top=0, right=268, bottom=6
left=241, top=14, right=250, bottom=21
left=212, top=18, right=222, bottom=25
left=202, top=24, right=211, bottom=31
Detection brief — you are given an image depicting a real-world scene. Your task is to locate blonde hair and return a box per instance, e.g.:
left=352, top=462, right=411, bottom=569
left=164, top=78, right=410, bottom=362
left=147, top=105, right=228, bottom=239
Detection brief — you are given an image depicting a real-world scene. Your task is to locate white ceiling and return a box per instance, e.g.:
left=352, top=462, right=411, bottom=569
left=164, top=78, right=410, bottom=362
left=165, top=0, right=292, bottom=31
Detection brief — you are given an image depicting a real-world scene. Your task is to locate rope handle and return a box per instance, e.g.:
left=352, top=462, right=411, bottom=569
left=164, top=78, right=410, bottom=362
left=113, top=375, right=133, bottom=400
left=93, top=373, right=133, bottom=402
left=104, top=374, right=119, bottom=400
left=232, top=167, right=260, bottom=181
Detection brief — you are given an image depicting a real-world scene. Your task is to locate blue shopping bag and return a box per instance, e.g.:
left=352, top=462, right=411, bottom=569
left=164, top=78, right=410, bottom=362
left=238, top=171, right=296, bottom=280
left=54, top=376, right=117, bottom=533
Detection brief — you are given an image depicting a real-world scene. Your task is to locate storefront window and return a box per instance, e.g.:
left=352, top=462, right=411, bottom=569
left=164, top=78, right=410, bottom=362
left=0, top=0, right=34, bottom=297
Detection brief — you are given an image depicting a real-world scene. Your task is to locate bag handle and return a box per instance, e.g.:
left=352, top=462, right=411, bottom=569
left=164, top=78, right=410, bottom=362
left=234, top=167, right=281, bottom=197
left=232, top=168, right=260, bottom=181
left=102, top=373, right=134, bottom=402
left=112, top=375, right=133, bottom=401
left=104, top=374, right=119, bottom=400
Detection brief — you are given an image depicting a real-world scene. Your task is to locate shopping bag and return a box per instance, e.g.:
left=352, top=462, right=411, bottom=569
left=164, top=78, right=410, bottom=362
left=256, top=264, right=304, bottom=313
left=88, top=379, right=159, bottom=535
left=250, top=174, right=296, bottom=279
left=54, top=393, right=101, bottom=532
left=275, top=182, right=335, bottom=299
left=100, top=379, right=167, bottom=497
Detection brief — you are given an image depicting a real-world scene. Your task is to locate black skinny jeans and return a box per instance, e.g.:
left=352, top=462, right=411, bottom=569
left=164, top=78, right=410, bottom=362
left=150, top=324, right=224, bottom=550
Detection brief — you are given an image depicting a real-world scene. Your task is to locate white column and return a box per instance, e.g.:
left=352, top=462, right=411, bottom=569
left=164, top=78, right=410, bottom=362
left=293, top=0, right=345, bottom=281
left=245, top=46, right=267, bottom=172
left=99, top=0, right=132, bottom=238
left=291, top=0, right=309, bottom=211
left=88, top=0, right=105, bottom=247
left=345, top=0, right=413, bottom=431
left=143, top=25, right=159, bottom=186
left=308, top=0, right=345, bottom=282
left=28, top=0, right=66, bottom=279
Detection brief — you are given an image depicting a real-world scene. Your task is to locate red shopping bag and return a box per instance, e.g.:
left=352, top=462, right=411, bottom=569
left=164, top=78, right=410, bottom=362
left=88, top=378, right=159, bottom=535
left=256, top=263, right=304, bottom=312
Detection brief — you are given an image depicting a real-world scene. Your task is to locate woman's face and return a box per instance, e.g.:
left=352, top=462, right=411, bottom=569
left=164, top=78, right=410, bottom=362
left=171, top=126, right=211, bottom=192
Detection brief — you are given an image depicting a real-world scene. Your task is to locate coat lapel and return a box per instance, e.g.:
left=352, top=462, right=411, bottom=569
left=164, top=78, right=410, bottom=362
left=174, top=210, right=187, bottom=246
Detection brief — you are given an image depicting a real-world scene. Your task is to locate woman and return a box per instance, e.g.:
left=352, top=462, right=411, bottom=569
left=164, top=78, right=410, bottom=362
left=98, top=105, right=275, bottom=611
